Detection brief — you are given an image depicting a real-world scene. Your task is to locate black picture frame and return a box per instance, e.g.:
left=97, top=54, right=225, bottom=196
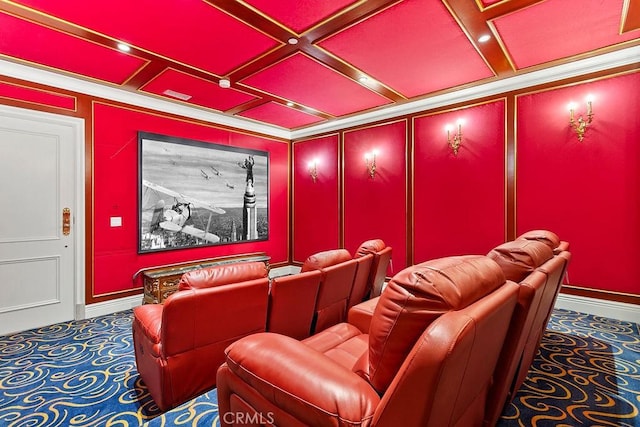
left=138, top=131, right=269, bottom=253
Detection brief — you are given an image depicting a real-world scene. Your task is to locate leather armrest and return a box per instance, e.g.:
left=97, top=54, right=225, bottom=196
left=133, top=304, right=163, bottom=343
left=348, top=297, right=379, bottom=333
left=556, top=241, right=570, bottom=253
left=223, top=332, right=380, bottom=425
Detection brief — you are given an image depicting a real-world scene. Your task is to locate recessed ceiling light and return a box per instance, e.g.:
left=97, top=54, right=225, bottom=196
left=117, top=43, right=131, bottom=52
left=287, top=38, right=298, bottom=45
left=219, top=78, right=231, bottom=89
left=162, top=89, right=192, bottom=101
left=358, top=76, right=368, bottom=83
left=478, top=34, right=491, bottom=43
left=286, top=101, right=294, bottom=107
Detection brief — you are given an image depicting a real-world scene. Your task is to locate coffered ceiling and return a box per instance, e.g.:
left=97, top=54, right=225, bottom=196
left=0, top=0, right=639, bottom=135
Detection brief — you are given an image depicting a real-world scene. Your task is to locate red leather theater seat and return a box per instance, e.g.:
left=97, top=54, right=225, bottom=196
left=132, top=261, right=269, bottom=411
left=484, top=232, right=571, bottom=426
left=352, top=238, right=392, bottom=302
left=266, top=270, right=322, bottom=340
left=300, top=248, right=359, bottom=334
left=217, top=255, right=519, bottom=427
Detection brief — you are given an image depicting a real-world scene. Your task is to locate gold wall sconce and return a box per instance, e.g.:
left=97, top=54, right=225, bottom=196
left=446, top=119, right=464, bottom=156
left=568, top=96, right=594, bottom=142
left=308, top=158, right=318, bottom=183
left=364, top=149, right=378, bottom=178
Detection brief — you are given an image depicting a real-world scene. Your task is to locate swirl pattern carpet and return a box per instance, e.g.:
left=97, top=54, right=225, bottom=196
left=0, top=309, right=638, bottom=426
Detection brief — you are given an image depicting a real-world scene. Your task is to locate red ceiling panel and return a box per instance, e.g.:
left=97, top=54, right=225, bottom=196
left=0, top=81, right=76, bottom=110
left=11, top=0, right=280, bottom=76
left=0, top=12, right=146, bottom=85
left=492, top=0, right=638, bottom=69
left=238, top=102, right=325, bottom=128
left=0, top=0, right=637, bottom=131
left=318, top=0, right=494, bottom=98
left=240, top=0, right=360, bottom=33
left=141, top=69, right=256, bottom=112
left=241, top=53, right=391, bottom=116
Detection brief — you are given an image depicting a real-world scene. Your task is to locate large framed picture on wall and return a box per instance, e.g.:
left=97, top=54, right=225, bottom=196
left=138, top=132, right=269, bottom=253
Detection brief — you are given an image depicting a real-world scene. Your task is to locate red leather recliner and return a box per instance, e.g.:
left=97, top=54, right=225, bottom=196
left=516, top=229, right=570, bottom=254
left=217, top=255, right=519, bottom=427
left=300, top=248, right=359, bottom=334
left=353, top=239, right=392, bottom=300
left=132, top=261, right=269, bottom=411
left=266, top=270, right=322, bottom=340
left=484, top=233, right=571, bottom=426
left=484, top=239, right=555, bottom=426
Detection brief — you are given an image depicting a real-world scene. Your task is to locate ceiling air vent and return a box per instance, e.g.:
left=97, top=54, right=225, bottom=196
left=162, top=89, right=192, bottom=101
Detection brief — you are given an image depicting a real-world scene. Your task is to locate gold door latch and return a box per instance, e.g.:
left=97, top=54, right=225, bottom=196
left=63, top=208, right=71, bottom=235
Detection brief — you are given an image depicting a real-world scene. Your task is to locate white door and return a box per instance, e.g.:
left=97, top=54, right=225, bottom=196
left=0, top=105, right=83, bottom=336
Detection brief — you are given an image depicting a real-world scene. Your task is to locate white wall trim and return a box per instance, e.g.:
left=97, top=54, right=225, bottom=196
left=0, top=59, right=290, bottom=140
left=2, top=47, right=638, bottom=142
left=85, top=264, right=302, bottom=318
left=85, top=294, right=142, bottom=319
left=555, top=293, right=640, bottom=324
left=84, top=288, right=640, bottom=327
left=292, top=45, right=640, bottom=139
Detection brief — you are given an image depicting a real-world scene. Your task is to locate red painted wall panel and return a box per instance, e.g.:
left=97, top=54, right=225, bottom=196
left=516, top=72, right=640, bottom=295
left=413, top=100, right=506, bottom=262
left=343, top=121, right=407, bottom=273
left=92, top=102, right=289, bottom=297
left=292, top=135, right=340, bottom=262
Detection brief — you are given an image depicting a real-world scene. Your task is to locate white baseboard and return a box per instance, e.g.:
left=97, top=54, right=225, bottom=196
left=82, top=266, right=301, bottom=319
left=555, top=293, right=640, bottom=324
left=81, top=284, right=638, bottom=326
left=81, top=266, right=301, bottom=320
left=84, top=295, right=143, bottom=319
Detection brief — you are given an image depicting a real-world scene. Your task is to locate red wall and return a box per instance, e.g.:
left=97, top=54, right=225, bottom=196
left=413, top=100, right=506, bottom=262
left=291, top=71, right=640, bottom=302
left=343, top=120, right=408, bottom=272
left=93, top=102, right=289, bottom=297
left=516, top=72, right=640, bottom=294
left=1, top=68, right=639, bottom=304
left=292, top=134, right=340, bottom=262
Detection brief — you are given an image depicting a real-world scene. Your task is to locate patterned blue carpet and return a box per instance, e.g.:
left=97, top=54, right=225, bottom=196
left=0, top=308, right=638, bottom=426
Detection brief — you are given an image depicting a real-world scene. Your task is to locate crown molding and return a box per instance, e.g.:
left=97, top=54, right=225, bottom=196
left=291, top=45, right=640, bottom=139
left=0, top=59, right=291, bottom=140
left=2, top=45, right=639, bottom=141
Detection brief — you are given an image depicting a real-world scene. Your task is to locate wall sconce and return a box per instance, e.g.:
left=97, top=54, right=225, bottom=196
left=308, top=158, right=318, bottom=183
left=446, top=119, right=464, bottom=156
left=568, top=96, right=594, bottom=142
left=364, top=149, right=378, bottom=178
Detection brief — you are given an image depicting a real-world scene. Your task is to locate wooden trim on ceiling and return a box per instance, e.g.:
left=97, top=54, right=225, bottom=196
left=621, top=0, right=640, bottom=33
left=2, top=0, right=637, bottom=133
left=444, top=0, right=515, bottom=76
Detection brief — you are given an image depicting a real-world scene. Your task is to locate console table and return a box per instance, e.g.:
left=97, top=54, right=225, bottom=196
left=136, top=252, right=270, bottom=304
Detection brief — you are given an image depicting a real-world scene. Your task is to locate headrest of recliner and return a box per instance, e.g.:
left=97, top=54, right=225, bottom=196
left=487, top=239, right=554, bottom=282
left=366, top=255, right=506, bottom=394
left=516, top=229, right=561, bottom=251
left=300, top=249, right=352, bottom=272
left=355, top=239, right=386, bottom=258
left=178, top=261, right=268, bottom=290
